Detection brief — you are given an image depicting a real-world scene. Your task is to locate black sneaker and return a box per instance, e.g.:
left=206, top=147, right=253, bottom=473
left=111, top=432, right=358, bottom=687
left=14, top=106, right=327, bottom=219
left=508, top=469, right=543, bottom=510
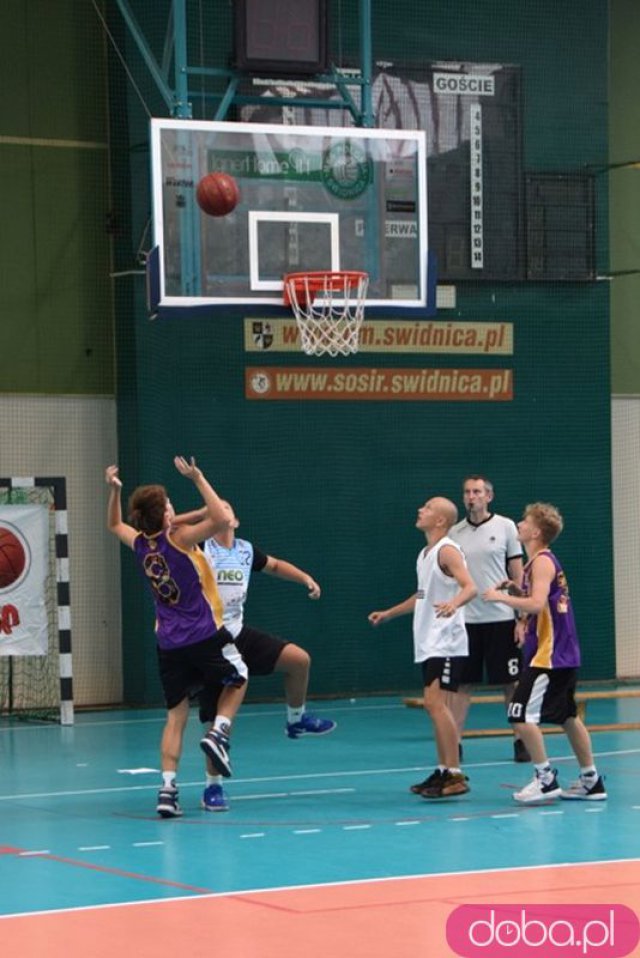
left=156, top=784, right=182, bottom=818
left=513, top=739, right=531, bottom=763
left=421, top=769, right=470, bottom=799
left=560, top=774, right=607, bottom=801
left=200, top=729, right=232, bottom=777
left=410, top=768, right=442, bottom=794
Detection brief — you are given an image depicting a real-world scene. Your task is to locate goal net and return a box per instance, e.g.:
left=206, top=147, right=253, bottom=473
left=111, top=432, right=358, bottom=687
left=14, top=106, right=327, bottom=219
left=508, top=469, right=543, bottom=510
left=0, top=477, right=73, bottom=724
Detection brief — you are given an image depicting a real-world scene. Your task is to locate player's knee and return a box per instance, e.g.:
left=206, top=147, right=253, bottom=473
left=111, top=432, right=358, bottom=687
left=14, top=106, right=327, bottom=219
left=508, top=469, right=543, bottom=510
left=423, top=687, right=441, bottom=714
left=292, top=646, right=311, bottom=672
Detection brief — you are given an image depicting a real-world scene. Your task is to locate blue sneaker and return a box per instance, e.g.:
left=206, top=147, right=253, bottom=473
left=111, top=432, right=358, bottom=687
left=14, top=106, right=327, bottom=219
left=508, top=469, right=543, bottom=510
left=200, top=729, right=232, bottom=777
left=286, top=713, right=337, bottom=739
left=201, top=783, right=229, bottom=812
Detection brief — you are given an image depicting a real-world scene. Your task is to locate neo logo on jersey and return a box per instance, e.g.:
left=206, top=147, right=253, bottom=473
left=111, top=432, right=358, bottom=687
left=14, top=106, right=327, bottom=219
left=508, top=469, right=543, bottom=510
left=218, top=570, right=244, bottom=582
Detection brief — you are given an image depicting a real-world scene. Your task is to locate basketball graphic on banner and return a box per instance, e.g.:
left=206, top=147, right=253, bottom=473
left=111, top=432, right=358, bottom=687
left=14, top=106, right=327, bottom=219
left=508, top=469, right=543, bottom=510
left=0, top=526, right=26, bottom=589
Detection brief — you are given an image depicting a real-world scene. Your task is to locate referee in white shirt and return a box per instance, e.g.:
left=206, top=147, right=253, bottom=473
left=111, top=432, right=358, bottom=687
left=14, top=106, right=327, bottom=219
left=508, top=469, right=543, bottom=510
left=449, top=475, right=530, bottom=763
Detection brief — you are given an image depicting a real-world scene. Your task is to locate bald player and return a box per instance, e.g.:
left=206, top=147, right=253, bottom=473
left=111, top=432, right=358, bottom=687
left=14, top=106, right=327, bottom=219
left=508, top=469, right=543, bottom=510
left=369, top=497, right=477, bottom=799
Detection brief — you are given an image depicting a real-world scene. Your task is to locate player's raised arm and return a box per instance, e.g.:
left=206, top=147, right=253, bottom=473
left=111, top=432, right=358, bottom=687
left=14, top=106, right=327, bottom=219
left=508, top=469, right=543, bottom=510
left=172, top=457, right=231, bottom=548
left=105, top=465, right=137, bottom=549
left=172, top=506, right=207, bottom=527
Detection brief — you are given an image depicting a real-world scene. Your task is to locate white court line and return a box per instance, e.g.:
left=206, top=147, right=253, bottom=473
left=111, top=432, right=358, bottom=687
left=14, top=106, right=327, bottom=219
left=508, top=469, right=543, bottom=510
left=78, top=845, right=110, bottom=851
left=5, top=857, right=638, bottom=920
left=1, top=697, right=639, bottom=733
left=285, top=788, right=354, bottom=797
left=0, top=747, right=636, bottom=802
left=0, top=701, right=407, bottom=733
left=233, top=792, right=289, bottom=801
left=343, top=824, right=371, bottom=831
left=293, top=829, right=321, bottom=835
left=395, top=820, right=420, bottom=826
left=132, top=841, right=164, bottom=847
left=240, top=833, right=265, bottom=839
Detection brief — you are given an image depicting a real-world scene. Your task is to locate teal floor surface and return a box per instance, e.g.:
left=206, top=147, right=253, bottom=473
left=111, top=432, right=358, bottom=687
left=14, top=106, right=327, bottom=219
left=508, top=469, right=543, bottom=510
left=1, top=694, right=639, bottom=916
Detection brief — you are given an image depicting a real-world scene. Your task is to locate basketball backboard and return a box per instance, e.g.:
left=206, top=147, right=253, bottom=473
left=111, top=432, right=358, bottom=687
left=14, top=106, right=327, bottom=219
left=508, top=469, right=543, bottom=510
left=149, top=119, right=428, bottom=310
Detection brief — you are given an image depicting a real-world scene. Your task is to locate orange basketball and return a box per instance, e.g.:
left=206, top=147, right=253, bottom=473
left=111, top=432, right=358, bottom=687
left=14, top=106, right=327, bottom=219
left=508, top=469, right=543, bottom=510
left=196, top=172, right=240, bottom=217
left=0, top=527, right=26, bottom=589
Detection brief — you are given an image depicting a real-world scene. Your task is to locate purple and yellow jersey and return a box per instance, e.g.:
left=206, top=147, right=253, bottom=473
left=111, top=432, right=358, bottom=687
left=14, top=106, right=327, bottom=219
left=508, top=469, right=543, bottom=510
left=522, top=550, right=581, bottom=669
left=133, top=530, right=225, bottom=650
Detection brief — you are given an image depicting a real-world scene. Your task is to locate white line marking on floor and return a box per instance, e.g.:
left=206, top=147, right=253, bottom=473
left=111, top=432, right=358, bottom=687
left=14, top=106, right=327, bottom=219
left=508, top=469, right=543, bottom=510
left=117, top=768, right=158, bottom=775
left=293, top=829, right=321, bottom=834
left=584, top=807, right=605, bottom=813
left=1, top=751, right=637, bottom=802
left=240, top=833, right=265, bottom=839
left=450, top=817, right=471, bottom=821
left=19, top=850, right=50, bottom=856
left=539, top=810, right=564, bottom=816
left=78, top=845, right=110, bottom=851
left=343, top=824, right=371, bottom=831
left=290, top=788, right=355, bottom=797
left=491, top=813, right=519, bottom=819
left=395, top=820, right=420, bottom=826
left=132, top=841, right=165, bottom=847
left=233, top=792, right=289, bottom=801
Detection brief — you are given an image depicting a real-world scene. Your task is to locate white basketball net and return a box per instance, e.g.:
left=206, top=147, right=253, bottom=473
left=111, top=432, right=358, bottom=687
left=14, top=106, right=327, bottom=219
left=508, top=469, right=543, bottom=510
left=284, top=271, right=369, bottom=357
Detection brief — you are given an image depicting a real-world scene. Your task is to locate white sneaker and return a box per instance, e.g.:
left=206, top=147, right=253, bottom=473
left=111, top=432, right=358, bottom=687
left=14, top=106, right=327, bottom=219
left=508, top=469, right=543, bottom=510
left=513, top=770, right=561, bottom=804
left=560, top=775, right=607, bottom=801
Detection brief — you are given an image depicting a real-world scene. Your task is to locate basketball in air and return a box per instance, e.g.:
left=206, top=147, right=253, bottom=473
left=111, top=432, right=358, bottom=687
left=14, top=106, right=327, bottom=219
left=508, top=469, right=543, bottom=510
left=0, top=527, right=26, bottom=589
left=195, top=172, right=240, bottom=216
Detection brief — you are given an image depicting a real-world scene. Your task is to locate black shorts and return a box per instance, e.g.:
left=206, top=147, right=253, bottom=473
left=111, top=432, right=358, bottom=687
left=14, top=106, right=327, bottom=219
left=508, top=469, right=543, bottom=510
left=157, top=629, right=247, bottom=711
left=459, top=620, right=521, bottom=685
left=421, top=656, right=467, bottom=692
left=236, top=625, right=289, bottom=675
left=507, top=666, right=578, bottom=726
left=198, top=626, right=288, bottom=722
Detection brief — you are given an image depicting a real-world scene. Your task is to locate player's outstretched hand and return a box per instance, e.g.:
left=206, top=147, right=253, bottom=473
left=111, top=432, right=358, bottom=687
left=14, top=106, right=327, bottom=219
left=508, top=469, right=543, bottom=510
left=174, top=456, right=202, bottom=481
left=368, top=610, right=388, bottom=626
left=482, top=586, right=508, bottom=603
left=306, top=577, right=321, bottom=599
left=105, top=465, right=122, bottom=488
left=495, top=578, right=524, bottom=597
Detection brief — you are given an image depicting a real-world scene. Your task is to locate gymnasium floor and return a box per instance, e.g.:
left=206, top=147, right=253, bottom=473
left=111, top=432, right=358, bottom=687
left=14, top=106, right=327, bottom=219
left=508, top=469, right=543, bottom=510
left=1, top=694, right=639, bottom=956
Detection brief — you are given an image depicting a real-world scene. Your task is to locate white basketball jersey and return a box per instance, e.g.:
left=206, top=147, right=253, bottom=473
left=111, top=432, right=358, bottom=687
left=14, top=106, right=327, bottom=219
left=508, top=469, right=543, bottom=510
left=413, top=536, right=468, bottom=662
left=203, top=536, right=255, bottom=637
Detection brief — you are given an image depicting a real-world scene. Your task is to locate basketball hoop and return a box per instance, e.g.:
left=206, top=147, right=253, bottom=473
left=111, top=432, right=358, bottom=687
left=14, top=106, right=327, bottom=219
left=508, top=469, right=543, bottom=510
left=283, top=270, right=369, bottom=357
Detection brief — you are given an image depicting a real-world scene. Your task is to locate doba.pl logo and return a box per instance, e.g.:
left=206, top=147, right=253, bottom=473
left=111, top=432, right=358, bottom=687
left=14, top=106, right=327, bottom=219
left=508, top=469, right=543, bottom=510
left=446, top=905, right=640, bottom=957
